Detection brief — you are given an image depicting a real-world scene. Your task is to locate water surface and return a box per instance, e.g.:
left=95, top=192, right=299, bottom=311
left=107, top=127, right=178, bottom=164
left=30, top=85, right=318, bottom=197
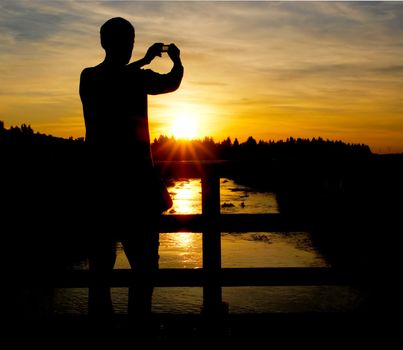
left=54, top=178, right=361, bottom=314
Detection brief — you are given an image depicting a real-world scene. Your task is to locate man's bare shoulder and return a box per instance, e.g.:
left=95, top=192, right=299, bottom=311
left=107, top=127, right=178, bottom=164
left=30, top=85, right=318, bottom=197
left=81, top=64, right=106, bottom=80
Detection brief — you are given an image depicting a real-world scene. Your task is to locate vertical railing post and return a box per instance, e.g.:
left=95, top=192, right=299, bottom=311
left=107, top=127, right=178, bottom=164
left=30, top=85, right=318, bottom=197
left=201, top=165, right=222, bottom=316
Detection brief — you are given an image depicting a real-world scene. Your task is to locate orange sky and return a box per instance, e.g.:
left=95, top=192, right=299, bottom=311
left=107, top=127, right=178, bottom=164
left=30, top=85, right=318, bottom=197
left=1, top=1, right=403, bottom=153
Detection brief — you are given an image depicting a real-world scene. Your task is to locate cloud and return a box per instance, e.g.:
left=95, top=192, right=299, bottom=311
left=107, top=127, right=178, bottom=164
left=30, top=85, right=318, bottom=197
left=371, top=65, right=403, bottom=75
left=0, top=2, right=81, bottom=41
left=190, top=81, right=228, bottom=87
left=0, top=1, right=403, bottom=150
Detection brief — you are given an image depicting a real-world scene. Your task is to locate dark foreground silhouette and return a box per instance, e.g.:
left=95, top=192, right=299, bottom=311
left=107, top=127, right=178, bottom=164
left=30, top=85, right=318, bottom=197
left=2, top=120, right=402, bottom=343
left=79, top=17, right=183, bottom=320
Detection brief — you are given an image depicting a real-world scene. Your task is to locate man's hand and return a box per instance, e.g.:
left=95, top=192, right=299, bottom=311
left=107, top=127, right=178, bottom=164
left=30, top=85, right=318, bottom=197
left=167, top=44, right=181, bottom=65
left=137, top=43, right=181, bottom=67
left=143, top=43, right=164, bottom=65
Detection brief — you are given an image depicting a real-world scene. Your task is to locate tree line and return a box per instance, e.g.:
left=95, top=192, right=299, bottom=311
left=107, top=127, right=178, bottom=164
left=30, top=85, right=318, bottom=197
left=0, top=120, right=372, bottom=162
left=151, top=134, right=372, bottom=161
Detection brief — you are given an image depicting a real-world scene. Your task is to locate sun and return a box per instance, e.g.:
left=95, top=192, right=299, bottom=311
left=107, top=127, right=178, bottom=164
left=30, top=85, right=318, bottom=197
left=170, top=112, right=198, bottom=139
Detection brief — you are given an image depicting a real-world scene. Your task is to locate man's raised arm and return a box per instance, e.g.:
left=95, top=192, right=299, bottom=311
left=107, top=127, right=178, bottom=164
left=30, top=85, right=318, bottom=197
left=143, top=43, right=184, bottom=95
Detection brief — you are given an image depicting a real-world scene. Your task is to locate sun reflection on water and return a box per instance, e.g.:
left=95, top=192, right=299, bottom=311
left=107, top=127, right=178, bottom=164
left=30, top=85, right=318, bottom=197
left=167, top=179, right=201, bottom=214
left=159, top=231, right=202, bottom=268
left=173, top=232, right=194, bottom=248
left=159, top=179, right=203, bottom=268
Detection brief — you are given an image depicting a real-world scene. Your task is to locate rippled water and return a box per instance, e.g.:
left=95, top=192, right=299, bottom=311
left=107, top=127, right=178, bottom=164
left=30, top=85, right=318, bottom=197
left=53, top=178, right=361, bottom=314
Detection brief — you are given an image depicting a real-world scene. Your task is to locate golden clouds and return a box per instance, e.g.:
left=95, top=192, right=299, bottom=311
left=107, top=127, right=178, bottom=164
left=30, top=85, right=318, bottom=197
left=1, top=2, right=403, bottom=152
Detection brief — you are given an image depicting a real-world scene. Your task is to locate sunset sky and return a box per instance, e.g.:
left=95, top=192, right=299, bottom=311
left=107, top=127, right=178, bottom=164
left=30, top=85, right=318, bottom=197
left=1, top=1, right=403, bottom=153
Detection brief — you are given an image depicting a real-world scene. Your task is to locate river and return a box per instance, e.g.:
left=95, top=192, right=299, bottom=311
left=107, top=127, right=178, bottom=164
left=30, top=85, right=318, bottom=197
left=53, top=178, right=361, bottom=314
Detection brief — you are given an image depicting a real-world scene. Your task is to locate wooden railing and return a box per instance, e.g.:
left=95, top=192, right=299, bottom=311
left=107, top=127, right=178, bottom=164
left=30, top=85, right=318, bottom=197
left=52, top=161, right=350, bottom=316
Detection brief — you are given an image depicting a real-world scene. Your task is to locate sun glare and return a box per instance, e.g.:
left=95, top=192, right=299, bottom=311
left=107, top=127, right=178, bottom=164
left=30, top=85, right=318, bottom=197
left=170, top=112, right=198, bottom=140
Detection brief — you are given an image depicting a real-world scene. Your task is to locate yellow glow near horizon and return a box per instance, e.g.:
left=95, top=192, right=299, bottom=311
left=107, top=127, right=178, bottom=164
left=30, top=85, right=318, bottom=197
left=169, top=109, right=199, bottom=140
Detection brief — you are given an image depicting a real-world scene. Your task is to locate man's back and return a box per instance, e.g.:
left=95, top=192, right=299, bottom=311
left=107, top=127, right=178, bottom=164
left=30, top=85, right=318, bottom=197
left=80, top=60, right=183, bottom=164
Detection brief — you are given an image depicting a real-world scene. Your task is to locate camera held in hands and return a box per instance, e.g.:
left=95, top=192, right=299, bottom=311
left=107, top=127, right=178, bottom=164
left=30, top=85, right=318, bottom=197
left=161, top=44, right=169, bottom=52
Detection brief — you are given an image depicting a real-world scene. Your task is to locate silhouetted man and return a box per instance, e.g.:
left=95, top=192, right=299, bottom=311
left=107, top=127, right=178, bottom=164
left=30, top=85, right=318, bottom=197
left=79, top=17, right=183, bottom=322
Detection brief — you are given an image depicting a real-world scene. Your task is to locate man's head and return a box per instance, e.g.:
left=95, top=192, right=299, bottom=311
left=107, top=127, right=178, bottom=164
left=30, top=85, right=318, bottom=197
left=100, top=17, right=135, bottom=65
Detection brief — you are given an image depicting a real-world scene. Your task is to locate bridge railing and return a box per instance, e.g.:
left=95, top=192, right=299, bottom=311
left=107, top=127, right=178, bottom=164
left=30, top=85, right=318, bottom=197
left=52, top=160, right=350, bottom=316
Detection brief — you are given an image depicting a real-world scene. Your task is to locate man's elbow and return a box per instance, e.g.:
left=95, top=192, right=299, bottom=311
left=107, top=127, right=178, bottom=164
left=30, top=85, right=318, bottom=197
left=169, top=71, right=184, bottom=92
left=168, top=67, right=183, bottom=92
left=150, top=79, right=183, bottom=95
left=168, top=80, right=182, bottom=93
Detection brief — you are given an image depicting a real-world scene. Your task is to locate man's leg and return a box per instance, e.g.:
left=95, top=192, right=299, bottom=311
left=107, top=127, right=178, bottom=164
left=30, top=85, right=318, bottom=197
left=88, top=236, right=117, bottom=317
left=121, top=229, right=160, bottom=319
